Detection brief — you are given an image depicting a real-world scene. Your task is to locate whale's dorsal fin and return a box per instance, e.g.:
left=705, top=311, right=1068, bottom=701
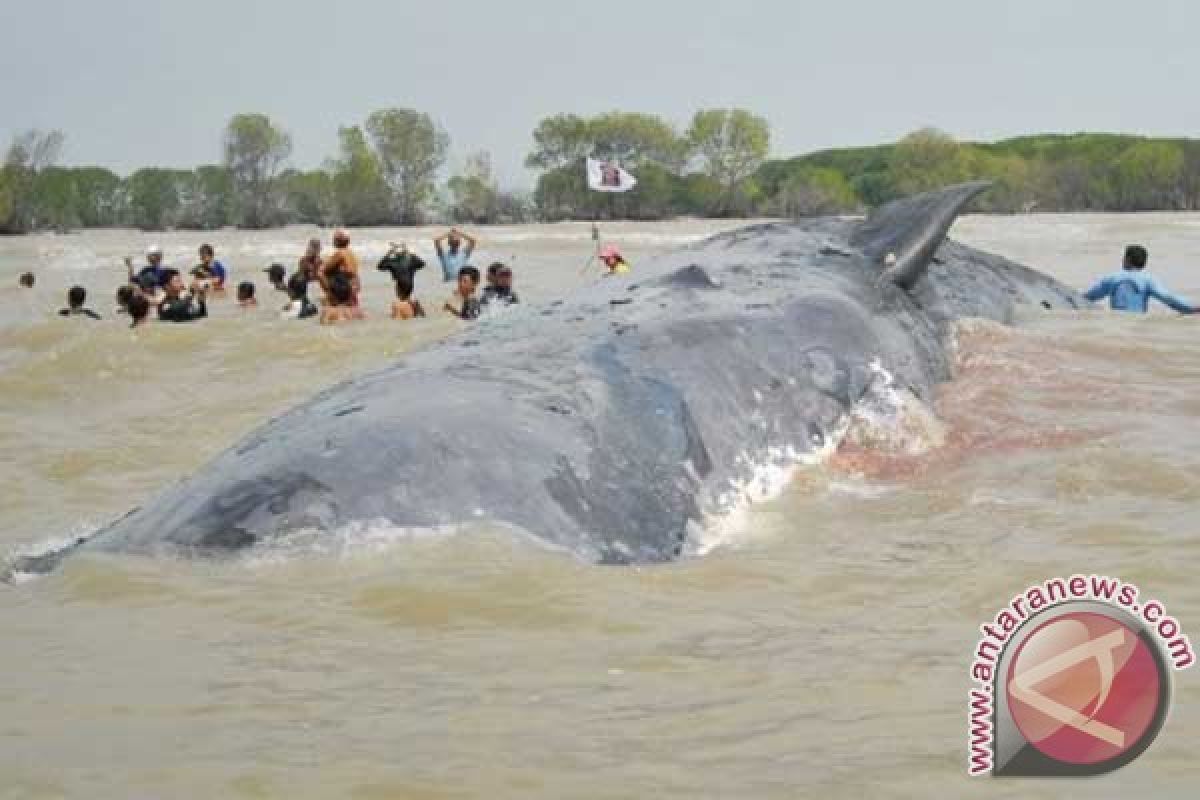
left=851, top=181, right=992, bottom=290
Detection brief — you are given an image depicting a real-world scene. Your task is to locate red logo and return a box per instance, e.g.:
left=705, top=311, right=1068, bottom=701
left=1006, top=611, right=1163, bottom=767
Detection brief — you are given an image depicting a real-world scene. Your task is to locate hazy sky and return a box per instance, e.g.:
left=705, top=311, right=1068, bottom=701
left=2, top=0, right=1197, bottom=187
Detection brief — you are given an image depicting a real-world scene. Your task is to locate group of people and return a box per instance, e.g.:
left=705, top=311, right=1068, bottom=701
left=24, top=226, right=545, bottom=329
left=15, top=238, right=1199, bottom=322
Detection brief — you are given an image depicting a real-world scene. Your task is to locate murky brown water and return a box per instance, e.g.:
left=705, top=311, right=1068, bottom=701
left=2, top=217, right=1198, bottom=798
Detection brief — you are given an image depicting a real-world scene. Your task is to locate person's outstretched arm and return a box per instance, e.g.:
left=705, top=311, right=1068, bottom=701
left=433, top=232, right=448, bottom=257
left=1084, top=277, right=1113, bottom=304
left=1147, top=279, right=1198, bottom=314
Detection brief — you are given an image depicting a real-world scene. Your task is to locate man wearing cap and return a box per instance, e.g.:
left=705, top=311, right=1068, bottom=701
left=126, top=245, right=170, bottom=292
left=433, top=228, right=477, bottom=282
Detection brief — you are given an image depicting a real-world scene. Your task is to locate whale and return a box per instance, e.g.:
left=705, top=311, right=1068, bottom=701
left=5, top=182, right=1083, bottom=579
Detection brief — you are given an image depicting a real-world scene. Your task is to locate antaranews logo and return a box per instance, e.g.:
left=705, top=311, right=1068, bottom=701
left=967, top=575, right=1194, bottom=777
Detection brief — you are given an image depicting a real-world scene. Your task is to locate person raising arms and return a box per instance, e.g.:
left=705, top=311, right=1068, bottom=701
left=378, top=241, right=426, bottom=290
left=434, top=228, right=477, bottom=282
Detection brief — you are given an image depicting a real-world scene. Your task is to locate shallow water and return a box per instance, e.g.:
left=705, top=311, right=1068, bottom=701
left=2, top=215, right=1199, bottom=798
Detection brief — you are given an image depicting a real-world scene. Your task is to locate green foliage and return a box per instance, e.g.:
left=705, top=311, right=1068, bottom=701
left=177, top=166, right=234, bottom=229
left=364, top=108, right=450, bottom=224
left=70, top=167, right=124, bottom=228
left=281, top=169, right=336, bottom=226
left=526, top=110, right=693, bottom=220
left=223, top=113, right=292, bottom=229
left=125, top=168, right=182, bottom=231
left=31, top=167, right=80, bottom=231
left=1, top=129, right=65, bottom=233
left=772, top=167, right=860, bottom=217
left=526, top=114, right=592, bottom=170
left=447, top=151, right=500, bottom=224
left=329, top=126, right=393, bottom=227
left=10, top=116, right=1200, bottom=232
left=686, top=109, right=771, bottom=214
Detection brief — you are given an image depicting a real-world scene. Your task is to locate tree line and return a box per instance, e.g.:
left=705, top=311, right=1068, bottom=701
left=4, top=112, right=1200, bottom=234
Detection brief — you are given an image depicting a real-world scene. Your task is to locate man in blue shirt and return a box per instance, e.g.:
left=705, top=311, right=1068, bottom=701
left=1085, top=245, right=1197, bottom=314
left=433, top=228, right=477, bottom=282
left=125, top=245, right=169, bottom=292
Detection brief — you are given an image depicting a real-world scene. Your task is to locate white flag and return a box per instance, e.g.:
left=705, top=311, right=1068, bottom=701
left=586, top=157, right=637, bottom=193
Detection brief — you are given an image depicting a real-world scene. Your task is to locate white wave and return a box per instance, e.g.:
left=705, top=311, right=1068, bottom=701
left=236, top=518, right=464, bottom=569
left=688, top=361, right=941, bottom=556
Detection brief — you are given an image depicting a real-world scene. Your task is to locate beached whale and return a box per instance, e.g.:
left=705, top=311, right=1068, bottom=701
left=6, top=183, right=1082, bottom=578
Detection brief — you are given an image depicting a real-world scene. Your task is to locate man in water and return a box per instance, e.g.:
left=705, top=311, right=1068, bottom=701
left=281, top=273, right=319, bottom=320
left=157, top=270, right=208, bottom=322
left=18, top=272, right=35, bottom=288
left=58, top=286, right=101, bottom=319
left=297, top=238, right=322, bottom=284
left=377, top=241, right=426, bottom=290
left=127, top=293, right=151, bottom=328
left=263, top=263, right=288, bottom=293
left=115, top=285, right=135, bottom=316
left=390, top=274, right=425, bottom=320
left=320, top=229, right=360, bottom=305
left=1085, top=245, right=1197, bottom=314
left=237, top=281, right=258, bottom=308
left=320, top=273, right=366, bottom=324
left=434, top=228, right=477, bottom=282
left=481, top=264, right=519, bottom=308
left=443, top=266, right=482, bottom=320
left=195, top=244, right=228, bottom=292
left=126, top=245, right=169, bottom=292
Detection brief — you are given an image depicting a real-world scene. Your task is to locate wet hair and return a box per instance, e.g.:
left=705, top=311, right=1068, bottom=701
left=333, top=232, right=351, bottom=248
left=266, top=264, right=287, bottom=283
left=328, top=273, right=355, bottom=306
left=458, top=266, right=481, bottom=285
left=1125, top=245, right=1149, bottom=270
left=67, top=286, right=86, bottom=308
left=394, top=275, right=415, bottom=300
left=160, top=269, right=182, bottom=288
left=116, top=285, right=135, bottom=310
left=237, top=281, right=256, bottom=301
left=287, top=273, right=309, bottom=300
left=486, top=262, right=503, bottom=282
left=18, top=272, right=35, bottom=288
left=199, top=243, right=215, bottom=258
left=128, top=293, right=150, bottom=324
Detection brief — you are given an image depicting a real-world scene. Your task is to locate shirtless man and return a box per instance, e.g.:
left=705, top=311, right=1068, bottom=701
left=320, top=229, right=360, bottom=304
